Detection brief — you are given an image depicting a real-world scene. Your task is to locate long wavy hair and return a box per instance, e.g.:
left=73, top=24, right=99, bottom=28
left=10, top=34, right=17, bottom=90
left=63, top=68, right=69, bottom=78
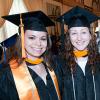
left=64, top=28, right=99, bottom=73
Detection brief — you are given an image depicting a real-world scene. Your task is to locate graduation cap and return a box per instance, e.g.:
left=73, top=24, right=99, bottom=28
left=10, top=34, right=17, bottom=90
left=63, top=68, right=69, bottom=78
left=0, top=34, right=18, bottom=62
left=2, top=11, right=55, bottom=32
left=1, top=33, right=18, bottom=48
left=2, top=11, right=55, bottom=58
left=57, top=6, right=98, bottom=29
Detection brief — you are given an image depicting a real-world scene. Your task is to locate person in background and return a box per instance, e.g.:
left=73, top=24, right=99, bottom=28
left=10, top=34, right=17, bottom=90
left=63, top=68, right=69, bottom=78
left=57, top=6, right=100, bottom=100
left=0, top=11, right=62, bottom=100
left=0, top=33, right=18, bottom=65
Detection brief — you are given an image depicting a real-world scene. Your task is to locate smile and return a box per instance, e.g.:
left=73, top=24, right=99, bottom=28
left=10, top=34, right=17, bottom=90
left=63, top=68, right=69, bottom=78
left=31, top=47, right=42, bottom=52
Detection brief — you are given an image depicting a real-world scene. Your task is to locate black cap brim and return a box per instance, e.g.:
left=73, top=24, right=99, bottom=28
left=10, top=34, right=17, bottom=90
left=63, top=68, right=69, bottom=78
left=57, top=6, right=98, bottom=25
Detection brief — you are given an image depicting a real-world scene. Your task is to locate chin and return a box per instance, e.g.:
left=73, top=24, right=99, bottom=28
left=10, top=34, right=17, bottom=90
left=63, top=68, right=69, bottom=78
left=74, top=47, right=85, bottom=51
left=77, top=48, right=87, bottom=51
left=33, top=54, right=43, bottom=57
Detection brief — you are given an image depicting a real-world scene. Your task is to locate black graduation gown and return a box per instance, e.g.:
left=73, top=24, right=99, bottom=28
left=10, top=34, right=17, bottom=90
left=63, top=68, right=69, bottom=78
left=0, top=61, right=63, bottom=100
left=62, top=56, right=100, bottom=100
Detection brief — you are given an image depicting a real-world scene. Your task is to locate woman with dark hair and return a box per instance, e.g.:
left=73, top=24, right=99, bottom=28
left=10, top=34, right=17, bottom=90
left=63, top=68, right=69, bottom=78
left=0, top=11, right=62, bottom=100
left=57, top=6, right=100, bottom=100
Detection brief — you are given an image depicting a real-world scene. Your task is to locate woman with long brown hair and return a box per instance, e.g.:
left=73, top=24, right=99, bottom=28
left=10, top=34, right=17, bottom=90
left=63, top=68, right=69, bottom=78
left=57, top=6, right=100, bottom=100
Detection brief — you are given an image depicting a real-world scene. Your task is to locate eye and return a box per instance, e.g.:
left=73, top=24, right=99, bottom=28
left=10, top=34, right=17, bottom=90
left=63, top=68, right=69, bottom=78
left=81, top=31, right=87, bottom=34
left=41, top=37, right=47, bottom=41
left=70, top=32, right=77, bottom=35
left=28, top=36, right=35, bottom=39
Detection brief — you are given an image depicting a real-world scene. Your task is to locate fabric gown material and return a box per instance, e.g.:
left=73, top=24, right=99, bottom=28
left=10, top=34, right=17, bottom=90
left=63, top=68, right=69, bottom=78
left=0, top=58, right=63, bottom=100
left=62, top=55, right=100, bottom=100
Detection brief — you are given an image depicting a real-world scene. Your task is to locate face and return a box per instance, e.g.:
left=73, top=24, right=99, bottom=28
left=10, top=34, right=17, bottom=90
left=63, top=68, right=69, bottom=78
left=24, top=30, right=47, bottom=60
left=69, top=27, right=91, bottom=51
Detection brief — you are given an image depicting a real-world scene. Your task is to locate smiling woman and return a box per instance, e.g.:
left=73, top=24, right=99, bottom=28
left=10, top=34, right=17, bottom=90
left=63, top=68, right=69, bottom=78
left=0, top=11, right=62, bottom=100
left=57, top=6, right=100, bottom=100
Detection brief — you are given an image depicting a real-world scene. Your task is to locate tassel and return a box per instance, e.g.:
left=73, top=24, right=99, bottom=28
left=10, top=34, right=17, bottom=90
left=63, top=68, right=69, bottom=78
left=71, top=68, right=76, bottom=100
left=20, top=14, right=26, bottom=58
left=3, top=46, right=6, bottom=63
left=92, top=70, right=97, bottom=100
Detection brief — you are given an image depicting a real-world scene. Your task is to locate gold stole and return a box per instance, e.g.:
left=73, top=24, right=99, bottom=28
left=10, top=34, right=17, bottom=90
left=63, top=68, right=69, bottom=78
left=10, top=61, right=40, bottom=100
left=10, top=61, right=61, bottom=100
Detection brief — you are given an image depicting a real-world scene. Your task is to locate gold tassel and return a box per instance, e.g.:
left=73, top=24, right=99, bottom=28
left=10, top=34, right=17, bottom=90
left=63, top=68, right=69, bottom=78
left=20, top=14, right=26, bottom=58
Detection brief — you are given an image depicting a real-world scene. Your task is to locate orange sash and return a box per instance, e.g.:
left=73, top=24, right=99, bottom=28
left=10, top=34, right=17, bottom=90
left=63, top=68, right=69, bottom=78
left=10, top=60, right=61, bottom=100
left=10, top=61, right=40, bottom=100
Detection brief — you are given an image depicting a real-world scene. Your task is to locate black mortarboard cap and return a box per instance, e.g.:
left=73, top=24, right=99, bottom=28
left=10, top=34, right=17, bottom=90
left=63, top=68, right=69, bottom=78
left=2, top=11, right=55, bottom=58
left=2, top=11, right=55, bottom=32
left=0, top=34, right=18, bottom=62
left=1, top=33, right=18, bottom=48
left=57, top=6, right=98, bottom=28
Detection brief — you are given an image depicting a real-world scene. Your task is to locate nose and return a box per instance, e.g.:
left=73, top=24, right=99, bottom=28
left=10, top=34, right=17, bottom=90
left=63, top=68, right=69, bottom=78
left=36, top=39, right=41, bottom=46
left=77, top=33, right=81, bottom=41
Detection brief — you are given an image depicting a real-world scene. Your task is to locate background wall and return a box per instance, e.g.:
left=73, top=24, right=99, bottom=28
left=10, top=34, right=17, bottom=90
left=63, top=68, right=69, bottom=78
left=0, top=0, right=99, bottom=42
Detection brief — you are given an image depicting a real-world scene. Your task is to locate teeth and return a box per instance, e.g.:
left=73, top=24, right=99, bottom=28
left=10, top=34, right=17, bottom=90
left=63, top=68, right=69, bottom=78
left=31, top=47, right=42, bottom=51
left=34, top=49, right=41, bottom=51
left=32, top=47, right=41, bottom=50
left=34, top=48, right=41, bottom=50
